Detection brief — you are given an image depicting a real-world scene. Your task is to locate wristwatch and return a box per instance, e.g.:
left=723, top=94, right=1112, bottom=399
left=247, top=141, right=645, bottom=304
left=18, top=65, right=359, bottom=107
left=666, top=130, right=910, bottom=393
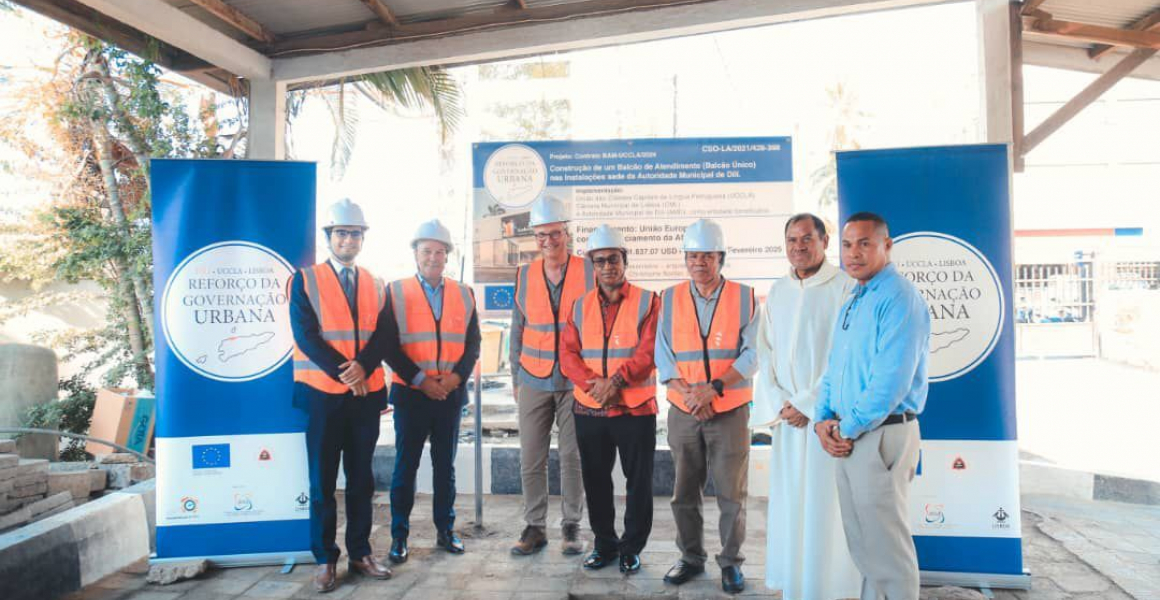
left=710, top=379, right=725, bottom=397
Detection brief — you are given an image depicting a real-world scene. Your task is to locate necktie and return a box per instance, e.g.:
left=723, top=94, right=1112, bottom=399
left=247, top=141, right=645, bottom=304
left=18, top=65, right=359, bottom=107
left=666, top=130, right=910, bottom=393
left=341, top=267, right=355, bottom=310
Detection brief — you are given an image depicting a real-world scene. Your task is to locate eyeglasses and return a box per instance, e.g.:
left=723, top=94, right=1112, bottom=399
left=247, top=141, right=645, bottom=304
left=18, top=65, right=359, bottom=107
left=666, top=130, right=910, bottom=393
left=534, top=230, right=565, bottom=242
left=331, top=229, right=364, bottom=240
left=841, top=286, right=866, bottom=330
left=591, top=255, right=623, bottom=268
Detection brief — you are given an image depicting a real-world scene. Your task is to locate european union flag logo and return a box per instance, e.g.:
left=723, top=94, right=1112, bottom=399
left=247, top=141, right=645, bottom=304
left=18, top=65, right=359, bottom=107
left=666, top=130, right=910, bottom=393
left=192, top=443, right=230, bottom=469
left=486, top=285, right=515, bottom=311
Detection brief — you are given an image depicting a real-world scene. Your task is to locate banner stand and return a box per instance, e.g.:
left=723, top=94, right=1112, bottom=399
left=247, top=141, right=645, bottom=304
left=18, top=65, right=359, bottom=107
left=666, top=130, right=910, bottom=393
left=837, top=145, right=1028, bottom=589
left=152, top=159, right=317, bottom=566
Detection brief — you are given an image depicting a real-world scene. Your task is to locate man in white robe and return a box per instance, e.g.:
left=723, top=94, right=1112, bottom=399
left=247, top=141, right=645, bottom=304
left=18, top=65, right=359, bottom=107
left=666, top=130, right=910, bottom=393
left=752, top=213, right=860, bottom=600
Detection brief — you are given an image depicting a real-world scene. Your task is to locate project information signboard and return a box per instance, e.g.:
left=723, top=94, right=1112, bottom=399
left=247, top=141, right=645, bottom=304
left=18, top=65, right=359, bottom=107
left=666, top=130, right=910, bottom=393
left=472, top=137, right=793, bottom=313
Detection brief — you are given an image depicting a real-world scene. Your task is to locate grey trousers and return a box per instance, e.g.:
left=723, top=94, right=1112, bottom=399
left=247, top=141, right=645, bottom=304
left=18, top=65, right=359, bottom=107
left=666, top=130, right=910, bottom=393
left=667, top=404, right=750, bottom=569
left=836, top=420, right=922, bottom=600
left=517, top=386, right=584, bottom=529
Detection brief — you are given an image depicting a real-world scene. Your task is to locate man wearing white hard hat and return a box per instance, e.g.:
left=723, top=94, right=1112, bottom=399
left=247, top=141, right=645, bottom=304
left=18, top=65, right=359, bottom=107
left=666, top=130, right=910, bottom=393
left=372, top=219, right=481, bottom=564
left=289, top=198, right=392, bottom=592
left=559, top=224, right=659, bottom=574
left=656, top=218, right=759, bottom=594
left=509, top=196, right=594, bottom=556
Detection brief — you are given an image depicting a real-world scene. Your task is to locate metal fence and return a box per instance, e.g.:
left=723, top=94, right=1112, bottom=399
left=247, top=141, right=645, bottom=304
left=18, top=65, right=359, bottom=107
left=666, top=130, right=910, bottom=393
left=1014, top=260, right=1160, bottom=358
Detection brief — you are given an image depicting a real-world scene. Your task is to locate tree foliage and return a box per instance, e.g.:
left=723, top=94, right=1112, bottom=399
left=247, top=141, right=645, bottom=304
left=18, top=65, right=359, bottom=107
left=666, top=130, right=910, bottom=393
left=1, top=30, right=231, bottom=456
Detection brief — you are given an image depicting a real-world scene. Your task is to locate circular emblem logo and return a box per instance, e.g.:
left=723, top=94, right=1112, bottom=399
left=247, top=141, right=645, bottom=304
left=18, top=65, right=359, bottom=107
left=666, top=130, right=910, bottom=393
left=483, top=144, right=547, bottom=208
left=161, top=241, right=294, bottom=382
left=892, top=232, right=1004, bottom=382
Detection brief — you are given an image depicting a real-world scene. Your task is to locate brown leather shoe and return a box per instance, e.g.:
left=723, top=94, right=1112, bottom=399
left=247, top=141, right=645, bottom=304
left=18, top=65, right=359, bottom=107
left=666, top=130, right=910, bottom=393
left=510, top=525, right=547, bottom=555
left=561, top=522, right=584, bottom=555
left=348, top=555, right=392, bottom=580
left=312, top=563, right=337, bottom=593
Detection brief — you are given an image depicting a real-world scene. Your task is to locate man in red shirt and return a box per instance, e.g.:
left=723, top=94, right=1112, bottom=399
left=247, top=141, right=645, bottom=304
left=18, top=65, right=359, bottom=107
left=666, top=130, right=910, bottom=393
left=560, top=224, right=659, bottom=574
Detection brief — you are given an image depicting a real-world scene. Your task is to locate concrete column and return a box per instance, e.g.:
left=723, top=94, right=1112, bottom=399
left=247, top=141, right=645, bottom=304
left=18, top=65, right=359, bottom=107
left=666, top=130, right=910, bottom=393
left=247, top=78, right=286, bottom=160
left=976, top=0, right=1015, bottom=144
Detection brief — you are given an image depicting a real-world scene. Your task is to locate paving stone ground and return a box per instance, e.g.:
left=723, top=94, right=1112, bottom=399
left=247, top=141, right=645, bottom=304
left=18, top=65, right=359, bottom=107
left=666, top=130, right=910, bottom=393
left=62, top=492, right=1157, bottom=600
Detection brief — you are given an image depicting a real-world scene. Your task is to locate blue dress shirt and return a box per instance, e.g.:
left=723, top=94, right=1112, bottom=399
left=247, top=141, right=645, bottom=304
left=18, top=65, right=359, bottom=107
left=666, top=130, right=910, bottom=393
left=815, top=263, right=930, bottom=440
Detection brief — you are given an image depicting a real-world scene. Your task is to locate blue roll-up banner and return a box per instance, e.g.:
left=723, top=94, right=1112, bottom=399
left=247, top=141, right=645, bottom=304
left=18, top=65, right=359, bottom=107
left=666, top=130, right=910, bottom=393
left=837, top=145, right=1026, bottom=586
left=152, top=160, right=316, bottom=564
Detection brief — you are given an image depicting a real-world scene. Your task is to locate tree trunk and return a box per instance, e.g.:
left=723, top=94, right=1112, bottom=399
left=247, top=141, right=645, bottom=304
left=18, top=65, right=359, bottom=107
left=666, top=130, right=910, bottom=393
left=84, top=71, right=156, bottom=345
left=89, top=117, right=154, bottom=383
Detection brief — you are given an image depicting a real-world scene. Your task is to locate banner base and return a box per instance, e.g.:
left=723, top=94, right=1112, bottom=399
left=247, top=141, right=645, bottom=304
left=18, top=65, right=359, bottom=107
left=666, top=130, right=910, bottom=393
left=921, top=569, right=1032, bottom=590
left=150, top=551, right=315, bottom=569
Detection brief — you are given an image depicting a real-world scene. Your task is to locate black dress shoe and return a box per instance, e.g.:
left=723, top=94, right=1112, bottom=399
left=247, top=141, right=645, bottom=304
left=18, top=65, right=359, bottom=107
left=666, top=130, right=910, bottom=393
left=437, top=530, right=465, bottom=554
left=663, top=560, right=704, bottom=585
left=721, top=565, right=745, bottom=594
left=388, top=538, right=408, bottom=564
left=619, top=553, right=641, bottom=574
left=582, top=549, right=617, bottom=569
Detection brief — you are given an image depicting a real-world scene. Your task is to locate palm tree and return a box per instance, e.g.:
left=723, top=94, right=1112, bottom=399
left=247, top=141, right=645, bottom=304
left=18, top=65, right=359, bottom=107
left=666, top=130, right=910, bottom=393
left=810, top=82, right=869, bottom=213
left=284, top=66, right=464, bottom=179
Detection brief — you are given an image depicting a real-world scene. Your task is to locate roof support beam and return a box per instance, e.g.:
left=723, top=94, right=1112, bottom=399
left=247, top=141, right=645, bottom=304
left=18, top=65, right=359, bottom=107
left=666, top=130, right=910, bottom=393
left=273, top=0, right=948, bottom=83
left=358, top=0, right=400, bottom=28
left=1024, top=14, right=1160, bottom=50
left=1090, top=9, right=1160, bottom=60
left=187, top=0, right=277, bottom=43
left=1023, top=40, right=1160, bottom=81
left=73, top=0, right=272, bottom=80
left=1022, top=48, right=1158, bottom=154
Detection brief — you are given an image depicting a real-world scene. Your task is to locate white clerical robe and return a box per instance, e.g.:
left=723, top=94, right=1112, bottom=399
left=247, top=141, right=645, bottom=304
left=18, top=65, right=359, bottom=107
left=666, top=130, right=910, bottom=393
left=751, top=260, right=860, bottom=600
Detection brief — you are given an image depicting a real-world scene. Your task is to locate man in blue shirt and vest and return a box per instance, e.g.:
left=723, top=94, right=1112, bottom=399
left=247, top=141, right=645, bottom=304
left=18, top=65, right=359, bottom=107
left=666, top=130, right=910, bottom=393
left=814, top=212, right=929, bottom=600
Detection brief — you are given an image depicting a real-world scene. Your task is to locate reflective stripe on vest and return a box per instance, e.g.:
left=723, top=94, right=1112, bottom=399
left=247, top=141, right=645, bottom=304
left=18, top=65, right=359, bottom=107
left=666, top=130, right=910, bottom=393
left=388, top=276, right=475, bottom=387
left=515, top=255, right=594, bottom=379
left=572, top=284, right=657, bottom=409
left=292, top=263, right=387, bottom=394
left=660, top=279, right=754, bottom=414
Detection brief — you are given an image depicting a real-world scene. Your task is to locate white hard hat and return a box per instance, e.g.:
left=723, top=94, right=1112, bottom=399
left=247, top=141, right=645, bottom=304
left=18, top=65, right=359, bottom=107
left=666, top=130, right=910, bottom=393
left=528, top=196, right=568, bottom=227
left=585, top=224, right=627, bottom=254
left=322, top=198, right=369, bottom=231
left=682, top=218, right=726, bottom=252
left=411, top=219, right=454, bottom=252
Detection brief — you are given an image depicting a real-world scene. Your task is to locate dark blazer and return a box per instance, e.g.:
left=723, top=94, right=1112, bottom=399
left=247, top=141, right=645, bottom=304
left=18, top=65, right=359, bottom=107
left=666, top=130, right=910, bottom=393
left=288, top=265, right=388, bottom=413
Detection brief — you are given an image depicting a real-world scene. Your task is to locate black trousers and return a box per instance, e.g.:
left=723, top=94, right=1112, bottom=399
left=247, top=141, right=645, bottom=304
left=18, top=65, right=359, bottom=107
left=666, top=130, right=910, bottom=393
left=389, top=384, right=465, bottom=539
left=574, top=412, right=657, bottom=556
left=304, top=391, right=383, bottom=565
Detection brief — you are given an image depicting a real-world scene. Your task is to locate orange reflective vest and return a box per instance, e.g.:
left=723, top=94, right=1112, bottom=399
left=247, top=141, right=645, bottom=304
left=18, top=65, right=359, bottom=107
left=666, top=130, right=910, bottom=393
left=660, top=279, right=755, bottom=414
left=571, top=284, right=657, bottom=409
left=292, top=263, right=387, bottom=394
left=387, top=276, right=476, bottom=387
left=515, top=255, right=594, bottom=379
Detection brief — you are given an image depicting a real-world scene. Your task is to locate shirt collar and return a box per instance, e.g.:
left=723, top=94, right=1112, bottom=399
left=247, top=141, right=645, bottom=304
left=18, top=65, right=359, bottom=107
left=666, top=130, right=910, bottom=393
left=863, top=262, right=898, bottom=292
left=690, top=277, right=725, bottom=301
left=329, top=257, right=355, bottom=273
left=598, top=281, right=630, bottom=305
left=417, top=273, right=444, bottom=293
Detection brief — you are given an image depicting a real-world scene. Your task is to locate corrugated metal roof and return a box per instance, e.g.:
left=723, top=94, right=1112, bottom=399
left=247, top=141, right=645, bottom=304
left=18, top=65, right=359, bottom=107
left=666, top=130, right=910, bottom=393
left=1042, top=0, right=1158, bottom=29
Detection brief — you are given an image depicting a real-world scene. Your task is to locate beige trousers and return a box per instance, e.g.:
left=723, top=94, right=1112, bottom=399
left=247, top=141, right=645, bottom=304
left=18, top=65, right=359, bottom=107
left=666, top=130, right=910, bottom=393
left=517, top=386, right=584, bottom=528
left=835, top=420, right=922, bottom=600
left=667, top=404, right=750, bottom=569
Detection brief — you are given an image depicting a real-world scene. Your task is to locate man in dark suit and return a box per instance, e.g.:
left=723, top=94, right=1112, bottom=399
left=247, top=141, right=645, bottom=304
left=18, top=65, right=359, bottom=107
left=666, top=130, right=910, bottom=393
left=290, top=198, right=392, bottom=593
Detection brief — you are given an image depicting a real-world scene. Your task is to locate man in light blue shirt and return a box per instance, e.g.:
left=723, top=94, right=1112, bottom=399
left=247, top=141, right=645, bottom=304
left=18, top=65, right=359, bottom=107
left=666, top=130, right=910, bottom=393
left=814, top=212, right=928, bottom=600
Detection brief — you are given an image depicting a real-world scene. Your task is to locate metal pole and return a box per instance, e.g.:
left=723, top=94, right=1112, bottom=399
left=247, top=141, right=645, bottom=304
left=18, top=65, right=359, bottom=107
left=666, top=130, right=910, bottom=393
left=0, top=427, right=154, bottom=463
left=473, top=364, right=483, bottom=529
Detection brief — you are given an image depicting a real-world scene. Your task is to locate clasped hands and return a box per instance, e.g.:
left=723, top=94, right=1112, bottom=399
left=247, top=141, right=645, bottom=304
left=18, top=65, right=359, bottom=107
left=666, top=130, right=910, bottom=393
left=668, top=379, right=717, bottom=421
left=779, top=401, right=809, bottom=428
left=585, top=377, right=622, bottom=408
left=814, top=419, right=854, bottom=458
left=338, top=360, right=461, bottom=400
